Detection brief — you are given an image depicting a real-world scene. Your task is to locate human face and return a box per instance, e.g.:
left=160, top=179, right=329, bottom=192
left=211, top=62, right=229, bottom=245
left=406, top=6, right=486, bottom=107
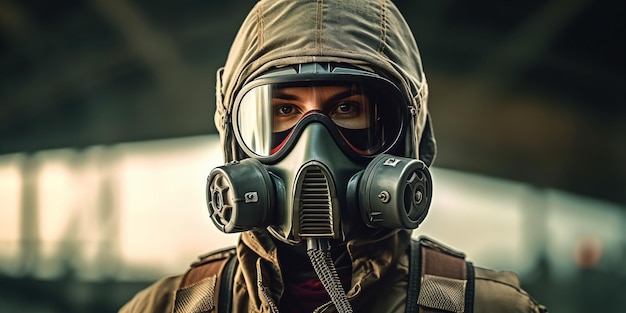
left=271, top=85, right=372, bottom=133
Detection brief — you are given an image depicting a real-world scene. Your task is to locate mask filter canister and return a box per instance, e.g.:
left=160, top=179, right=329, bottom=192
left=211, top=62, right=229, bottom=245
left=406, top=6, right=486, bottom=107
left=206, top=158, right=276, bottom=233
left=350, top=154, right=432, bottom=229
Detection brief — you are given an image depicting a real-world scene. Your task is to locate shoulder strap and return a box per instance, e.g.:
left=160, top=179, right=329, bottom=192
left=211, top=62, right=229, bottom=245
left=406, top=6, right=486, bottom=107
left=406, top=236, right=475, bottom=313
left=218, top=250, right=238, bottom=313
left=173, top=246, right=237, bottom=313
left=406, top=239, right=422, bottom=313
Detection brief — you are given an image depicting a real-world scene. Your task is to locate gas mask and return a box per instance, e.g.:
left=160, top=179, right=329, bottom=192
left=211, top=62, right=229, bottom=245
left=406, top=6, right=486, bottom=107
left=206, top=63, right=432, bottom=245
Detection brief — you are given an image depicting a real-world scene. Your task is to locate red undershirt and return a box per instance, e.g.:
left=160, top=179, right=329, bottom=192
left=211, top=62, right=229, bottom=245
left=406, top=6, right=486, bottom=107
left=280, top=274, right=352, bottom=313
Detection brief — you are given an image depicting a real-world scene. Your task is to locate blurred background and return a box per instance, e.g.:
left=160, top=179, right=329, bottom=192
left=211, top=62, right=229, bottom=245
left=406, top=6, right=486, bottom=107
left=0, top=0, right=624, bottom=312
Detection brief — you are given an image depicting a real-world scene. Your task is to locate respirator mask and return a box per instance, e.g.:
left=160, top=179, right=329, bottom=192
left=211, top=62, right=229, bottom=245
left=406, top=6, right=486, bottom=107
left=206, top=63, right=432, bottom=312
left=206, top=63, right=432, bottom=244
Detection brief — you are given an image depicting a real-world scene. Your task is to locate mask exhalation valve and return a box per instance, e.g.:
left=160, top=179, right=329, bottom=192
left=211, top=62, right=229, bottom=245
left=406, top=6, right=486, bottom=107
left=356, top=154, right=432, bottom=229
left=294, top=162, right=340, bottom=240
left=206, top=158, right=274, bottom=233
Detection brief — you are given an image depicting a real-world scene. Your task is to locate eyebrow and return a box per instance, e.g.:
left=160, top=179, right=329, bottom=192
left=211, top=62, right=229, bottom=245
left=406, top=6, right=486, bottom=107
left=327, top=89, right=364, bottom=103
left=272, top=91, right=300, bottom=101
left=271, top=86, right=366, bottom=104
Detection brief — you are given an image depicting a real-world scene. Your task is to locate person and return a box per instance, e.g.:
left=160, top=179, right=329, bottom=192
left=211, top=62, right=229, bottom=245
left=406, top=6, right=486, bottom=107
left=119, top=0, right=547, bottom=312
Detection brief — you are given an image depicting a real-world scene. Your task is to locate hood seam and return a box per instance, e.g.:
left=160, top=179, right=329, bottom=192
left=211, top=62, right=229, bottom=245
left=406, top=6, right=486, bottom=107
left=256, top=1, right=264, bottom=50
left=316, top=0, right=324, bottom=55
left=378, top=0, right=388, bottom=54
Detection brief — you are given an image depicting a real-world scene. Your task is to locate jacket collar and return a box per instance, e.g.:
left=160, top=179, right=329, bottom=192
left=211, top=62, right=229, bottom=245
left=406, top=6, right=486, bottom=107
left=237, top=229, right=412, bottom=310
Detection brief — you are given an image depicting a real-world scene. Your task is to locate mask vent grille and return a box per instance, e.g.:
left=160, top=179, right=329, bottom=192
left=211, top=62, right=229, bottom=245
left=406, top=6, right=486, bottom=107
left=297, top=165, right=334, bottom=238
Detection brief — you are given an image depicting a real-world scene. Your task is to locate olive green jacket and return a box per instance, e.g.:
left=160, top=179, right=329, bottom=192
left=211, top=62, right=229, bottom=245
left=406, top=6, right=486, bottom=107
left=119, top=230, right=546, bottom=313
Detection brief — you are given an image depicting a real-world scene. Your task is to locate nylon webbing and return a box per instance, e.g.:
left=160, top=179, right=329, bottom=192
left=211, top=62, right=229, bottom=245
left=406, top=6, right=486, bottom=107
left=415, top=237, right=468, bottom=313
left=406, top=240, right=421, bottom=313
left=218, top=254, right=238, bottom=313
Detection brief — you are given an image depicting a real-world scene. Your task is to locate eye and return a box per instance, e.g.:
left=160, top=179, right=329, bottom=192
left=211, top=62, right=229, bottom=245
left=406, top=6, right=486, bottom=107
left=329, top=96, right=371, bottom=130
left=334, top=102, right=359, bottom=115
left=275, top=104, right=297, bottom=115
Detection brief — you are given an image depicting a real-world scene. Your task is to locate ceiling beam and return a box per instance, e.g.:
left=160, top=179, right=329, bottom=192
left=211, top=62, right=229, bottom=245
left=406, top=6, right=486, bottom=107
left=88, top=0, right=196, bottom=101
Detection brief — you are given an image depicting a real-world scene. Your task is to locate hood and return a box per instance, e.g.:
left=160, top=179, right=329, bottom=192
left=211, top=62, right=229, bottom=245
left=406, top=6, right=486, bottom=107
left=214, top=0, right=435, bottom=165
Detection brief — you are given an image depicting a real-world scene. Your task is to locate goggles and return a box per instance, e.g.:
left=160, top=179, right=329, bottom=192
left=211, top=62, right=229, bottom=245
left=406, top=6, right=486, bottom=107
left=232, top=66, right=409, bottom=163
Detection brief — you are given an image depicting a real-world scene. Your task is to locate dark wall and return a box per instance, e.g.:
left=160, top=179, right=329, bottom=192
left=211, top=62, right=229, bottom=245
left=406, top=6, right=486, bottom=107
left=1, top=0, right=624, bottom=204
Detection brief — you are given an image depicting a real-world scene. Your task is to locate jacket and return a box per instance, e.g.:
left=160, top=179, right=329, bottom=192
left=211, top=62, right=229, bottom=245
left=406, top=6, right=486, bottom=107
left=119, top=229, right=547, bottom=313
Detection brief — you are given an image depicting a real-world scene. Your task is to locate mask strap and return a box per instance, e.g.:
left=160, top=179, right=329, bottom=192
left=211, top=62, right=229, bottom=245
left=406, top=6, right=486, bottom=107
left=418, top=113, right=436, bottom=167
left=215, top=66, right=237, bottom=162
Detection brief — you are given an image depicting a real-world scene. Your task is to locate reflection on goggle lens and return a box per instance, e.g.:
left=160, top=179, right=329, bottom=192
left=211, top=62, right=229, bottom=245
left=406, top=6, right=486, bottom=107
left=236, top=82, right=404, bottom=158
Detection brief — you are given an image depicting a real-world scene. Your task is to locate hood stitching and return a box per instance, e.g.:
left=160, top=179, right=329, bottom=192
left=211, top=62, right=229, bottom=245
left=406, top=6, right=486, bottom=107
left=256, top=1, right=264, bottom=50
left=378, top=0, right=388, bottom=54
left=316, top=0, right=324, bottom=55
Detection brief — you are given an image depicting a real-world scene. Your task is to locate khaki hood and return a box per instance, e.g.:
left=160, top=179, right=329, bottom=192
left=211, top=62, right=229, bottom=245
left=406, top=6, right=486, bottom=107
left=215, top=0, right=435, bottom=165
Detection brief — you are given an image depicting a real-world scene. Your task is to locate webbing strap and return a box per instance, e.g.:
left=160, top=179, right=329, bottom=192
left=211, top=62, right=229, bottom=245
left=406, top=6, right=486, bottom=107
left=407, top=237, right=473, bottom=313
left=405, top=240, right=421, bottom=313
left=419, top=237, right=467, bottom=313
left=218, top=254, right=238, bottom=313
left=464, top=261, right=475, bottom=313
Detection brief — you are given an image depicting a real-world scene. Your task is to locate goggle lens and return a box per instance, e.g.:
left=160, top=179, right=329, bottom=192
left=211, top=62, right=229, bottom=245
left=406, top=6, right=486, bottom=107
left=235, top=81, right=405, bottom=158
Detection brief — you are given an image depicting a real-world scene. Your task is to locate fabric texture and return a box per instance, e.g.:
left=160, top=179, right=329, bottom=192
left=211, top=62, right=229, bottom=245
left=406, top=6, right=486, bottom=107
left=118, top=275, right=181, bottom=313
left=119, top=232, right=547, bottom=313
left=417, top=275, right=466, bottom=313
left=173, top=276, right=217, bottom=313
